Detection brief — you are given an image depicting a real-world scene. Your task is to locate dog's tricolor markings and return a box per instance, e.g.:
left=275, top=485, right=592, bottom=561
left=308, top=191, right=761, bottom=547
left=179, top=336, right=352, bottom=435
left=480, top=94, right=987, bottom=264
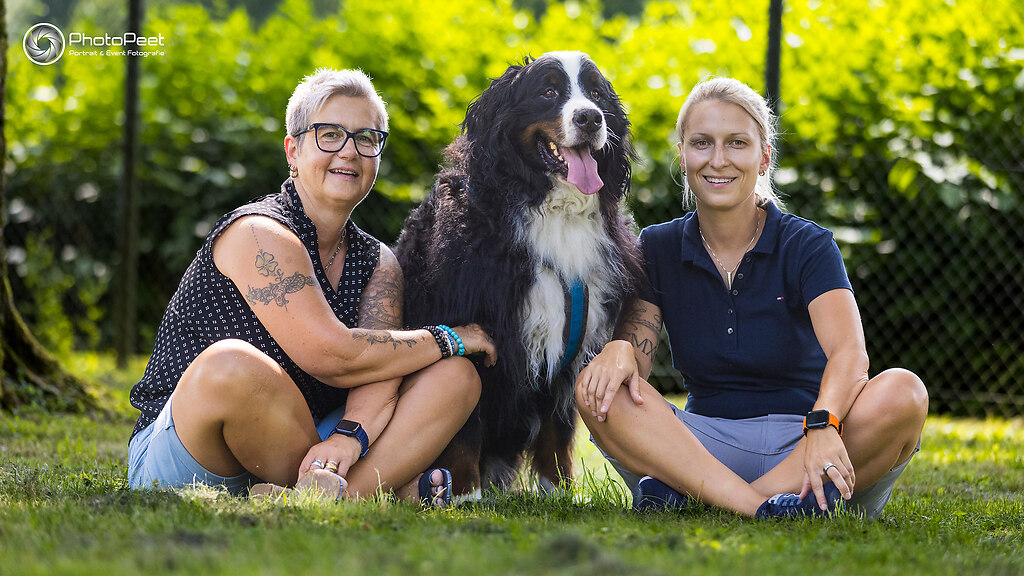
left=395, top=51, right=645, bottom=494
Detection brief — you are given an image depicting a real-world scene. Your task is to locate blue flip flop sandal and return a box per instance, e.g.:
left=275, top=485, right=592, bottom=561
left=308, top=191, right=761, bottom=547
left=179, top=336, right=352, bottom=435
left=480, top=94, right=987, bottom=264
left=418, top=468, right=453, bottom=507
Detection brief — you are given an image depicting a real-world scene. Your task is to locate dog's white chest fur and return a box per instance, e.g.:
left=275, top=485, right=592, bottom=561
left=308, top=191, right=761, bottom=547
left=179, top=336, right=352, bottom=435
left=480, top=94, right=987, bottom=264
left=519, top=182, right=616, bottom=384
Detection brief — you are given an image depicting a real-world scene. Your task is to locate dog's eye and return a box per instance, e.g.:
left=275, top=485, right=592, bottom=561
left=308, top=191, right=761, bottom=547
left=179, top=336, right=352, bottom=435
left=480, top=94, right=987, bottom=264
left=589, top=88, right=601, bottom=100
left=542, top=88, right=558, bottom=99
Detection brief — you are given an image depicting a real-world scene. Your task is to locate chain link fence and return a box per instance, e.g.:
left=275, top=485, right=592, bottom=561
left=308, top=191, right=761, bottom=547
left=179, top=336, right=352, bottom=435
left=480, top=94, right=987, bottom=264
left=7, top=130, right=1022, bottom=418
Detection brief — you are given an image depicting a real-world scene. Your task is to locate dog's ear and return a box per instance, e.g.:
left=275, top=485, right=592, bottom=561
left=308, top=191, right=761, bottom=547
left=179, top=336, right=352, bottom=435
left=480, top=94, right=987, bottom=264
left=596, top=88, right=636, bottom=204
left=461, top=62, right=525, bottom=138
left=459, top=61, right=532, bottom=208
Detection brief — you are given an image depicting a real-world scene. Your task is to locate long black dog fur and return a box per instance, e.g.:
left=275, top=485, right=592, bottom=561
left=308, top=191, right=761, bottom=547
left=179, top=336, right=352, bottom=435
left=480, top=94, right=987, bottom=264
left=394, top=54, right=645, bottom=492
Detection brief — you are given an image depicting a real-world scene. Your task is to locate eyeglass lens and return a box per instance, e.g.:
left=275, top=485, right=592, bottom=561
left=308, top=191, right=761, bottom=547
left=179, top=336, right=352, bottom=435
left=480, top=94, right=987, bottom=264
left=315, top=125, right=385, bottom=156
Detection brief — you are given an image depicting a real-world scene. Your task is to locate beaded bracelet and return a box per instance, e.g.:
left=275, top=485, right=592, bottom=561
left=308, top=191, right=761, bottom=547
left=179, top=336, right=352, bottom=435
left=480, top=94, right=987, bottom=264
left=424, top=326, right=453, bottom=358
left=440, top=329, right=457, bottom=356
left=438, top=324, right=465, bottom=357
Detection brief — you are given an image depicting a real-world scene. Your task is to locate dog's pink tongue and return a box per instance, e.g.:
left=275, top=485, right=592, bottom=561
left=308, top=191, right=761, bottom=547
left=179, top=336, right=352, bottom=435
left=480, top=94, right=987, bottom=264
left=563, top=146, right=603, bottom=195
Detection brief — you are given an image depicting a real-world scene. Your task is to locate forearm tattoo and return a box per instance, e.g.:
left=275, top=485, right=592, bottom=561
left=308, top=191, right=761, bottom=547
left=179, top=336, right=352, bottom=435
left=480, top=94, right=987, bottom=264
left=245, top=223, right=314, bottom=310
left=359, top=264, right=403, bottom=329
left=619, top=302, right=662, bottom=361
left=351, top=328, right=417, bottom=350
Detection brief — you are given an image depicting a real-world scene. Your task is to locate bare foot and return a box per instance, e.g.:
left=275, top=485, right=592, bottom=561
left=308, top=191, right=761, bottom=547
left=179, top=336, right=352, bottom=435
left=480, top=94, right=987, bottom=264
left=250, top=469, right=346, bottom=502
left=296, top=469, right=347, bottom=501
left=412, top=468, right=452, bottom=507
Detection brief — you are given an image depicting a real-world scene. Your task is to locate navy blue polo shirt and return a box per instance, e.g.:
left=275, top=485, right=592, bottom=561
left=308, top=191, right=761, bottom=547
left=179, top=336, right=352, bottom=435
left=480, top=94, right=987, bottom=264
left=639, top=200, right=852, bottom=419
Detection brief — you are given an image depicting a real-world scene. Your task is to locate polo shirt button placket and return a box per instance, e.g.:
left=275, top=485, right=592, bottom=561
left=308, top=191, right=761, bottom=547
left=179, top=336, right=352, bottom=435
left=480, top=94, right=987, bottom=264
left=726, top=287, right=738, bottom=344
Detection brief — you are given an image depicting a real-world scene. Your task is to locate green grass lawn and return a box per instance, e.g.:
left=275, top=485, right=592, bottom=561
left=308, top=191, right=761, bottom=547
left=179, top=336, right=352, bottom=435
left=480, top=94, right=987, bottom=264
left=1, top=353, right=1022, bottom=575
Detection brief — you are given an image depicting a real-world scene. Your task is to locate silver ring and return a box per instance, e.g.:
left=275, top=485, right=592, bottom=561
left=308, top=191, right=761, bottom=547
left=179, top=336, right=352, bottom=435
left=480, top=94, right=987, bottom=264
left=823, top=462, right=836, bottom=475
left=311, top=459, right=325, bottom=469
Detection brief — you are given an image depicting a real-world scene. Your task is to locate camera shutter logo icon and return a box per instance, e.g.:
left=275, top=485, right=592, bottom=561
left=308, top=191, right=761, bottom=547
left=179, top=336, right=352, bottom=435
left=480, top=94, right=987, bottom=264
left=24, top=23, right=66, bottom=65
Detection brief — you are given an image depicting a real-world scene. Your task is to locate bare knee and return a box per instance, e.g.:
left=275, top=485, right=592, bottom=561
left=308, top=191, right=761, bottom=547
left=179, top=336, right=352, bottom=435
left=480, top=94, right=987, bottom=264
left=178, top=339, right=284, bottom=403
left=863, top=368, right=929, bottom=426
left=412, top=356, right=481, bottom=411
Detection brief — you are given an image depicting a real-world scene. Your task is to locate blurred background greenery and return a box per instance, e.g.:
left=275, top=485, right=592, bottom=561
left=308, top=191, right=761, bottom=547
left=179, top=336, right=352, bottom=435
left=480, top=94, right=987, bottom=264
left=5, top=0, right=1023, bottom=415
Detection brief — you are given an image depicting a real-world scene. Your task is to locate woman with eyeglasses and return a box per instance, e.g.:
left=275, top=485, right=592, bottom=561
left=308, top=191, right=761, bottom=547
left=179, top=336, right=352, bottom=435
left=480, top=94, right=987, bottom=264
left=127, top=68, right=496, bottom=505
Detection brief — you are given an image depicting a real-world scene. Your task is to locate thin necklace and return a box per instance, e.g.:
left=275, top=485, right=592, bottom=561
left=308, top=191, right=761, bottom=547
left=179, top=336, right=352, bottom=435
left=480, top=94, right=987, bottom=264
left=699, top=210, right=762, bottom=290
left=324, top=230, right=346, bottom=272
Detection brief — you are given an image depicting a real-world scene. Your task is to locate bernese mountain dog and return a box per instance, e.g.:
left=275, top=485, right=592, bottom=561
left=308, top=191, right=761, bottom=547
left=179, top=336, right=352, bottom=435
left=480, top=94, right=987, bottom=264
left=394, top=51, right=644, bottom=496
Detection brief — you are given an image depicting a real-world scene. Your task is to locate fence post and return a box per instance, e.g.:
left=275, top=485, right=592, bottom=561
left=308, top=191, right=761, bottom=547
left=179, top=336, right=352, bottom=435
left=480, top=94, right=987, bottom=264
left=765, top=0, right=783, bottom=116
left=115, top=0, right=142, bottom=367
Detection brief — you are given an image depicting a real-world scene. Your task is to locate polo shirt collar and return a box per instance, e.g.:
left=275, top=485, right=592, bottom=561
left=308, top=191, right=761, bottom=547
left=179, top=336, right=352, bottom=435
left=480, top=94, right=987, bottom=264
left=680, top=199, right=783, bottom=262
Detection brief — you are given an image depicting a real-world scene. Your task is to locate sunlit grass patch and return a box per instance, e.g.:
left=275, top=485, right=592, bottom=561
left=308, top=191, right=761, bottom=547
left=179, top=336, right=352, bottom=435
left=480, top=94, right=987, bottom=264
left=1, top=353, right=1022, bottom=575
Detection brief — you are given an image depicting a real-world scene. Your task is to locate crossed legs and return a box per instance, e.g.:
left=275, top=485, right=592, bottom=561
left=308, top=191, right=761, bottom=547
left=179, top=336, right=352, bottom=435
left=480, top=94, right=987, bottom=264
left=577, top=368, right=928, bottom=517
left=171, top=339, right=480, bottom=498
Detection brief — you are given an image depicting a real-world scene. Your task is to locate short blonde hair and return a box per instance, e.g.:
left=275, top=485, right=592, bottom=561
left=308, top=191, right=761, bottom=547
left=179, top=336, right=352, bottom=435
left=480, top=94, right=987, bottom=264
left=285, top=68, right=389, bottom=139
left=675, top=77, right=782, bottom=208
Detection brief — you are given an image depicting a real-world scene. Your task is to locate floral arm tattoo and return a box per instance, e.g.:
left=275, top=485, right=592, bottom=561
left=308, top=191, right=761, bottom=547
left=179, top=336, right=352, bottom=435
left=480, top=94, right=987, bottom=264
left=244, top=223, right=314, bottom=310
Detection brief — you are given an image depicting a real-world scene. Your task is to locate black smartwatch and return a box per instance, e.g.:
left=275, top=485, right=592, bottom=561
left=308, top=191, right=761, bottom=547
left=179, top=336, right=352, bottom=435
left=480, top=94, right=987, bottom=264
left=803, top=409, right=843, bottom=436
left=333, top=419, right=369, bottom=457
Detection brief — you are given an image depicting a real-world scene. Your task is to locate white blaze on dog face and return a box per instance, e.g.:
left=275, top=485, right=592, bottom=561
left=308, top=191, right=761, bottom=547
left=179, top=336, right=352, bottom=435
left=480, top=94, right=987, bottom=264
left=547, top=51, right=608, bottom=150
left=531, top=51, right=609, bottom=195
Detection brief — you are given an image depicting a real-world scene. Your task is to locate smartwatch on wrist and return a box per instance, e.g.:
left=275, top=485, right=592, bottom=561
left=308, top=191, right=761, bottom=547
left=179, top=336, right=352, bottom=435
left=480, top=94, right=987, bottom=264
left=803, top=410, right=843, bottom=437
left=333, top=419, right=370, bottom=457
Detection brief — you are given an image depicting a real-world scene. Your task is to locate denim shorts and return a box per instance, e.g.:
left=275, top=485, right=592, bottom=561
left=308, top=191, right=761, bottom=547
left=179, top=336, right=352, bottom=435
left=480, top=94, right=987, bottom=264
left=128, top=396, right=347, bottom=495
left=600, top=403, right=919, bottom=520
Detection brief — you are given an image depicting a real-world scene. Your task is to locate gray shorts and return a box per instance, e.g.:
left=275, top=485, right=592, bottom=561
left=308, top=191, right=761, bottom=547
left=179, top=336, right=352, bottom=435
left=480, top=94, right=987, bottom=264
left=600, top=404, right=919, bottom=519
left=128, top=396, right=346, bottom=495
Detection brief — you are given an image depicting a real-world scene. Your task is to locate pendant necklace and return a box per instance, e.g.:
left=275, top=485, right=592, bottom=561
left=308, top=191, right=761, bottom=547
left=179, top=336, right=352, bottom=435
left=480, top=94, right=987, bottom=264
left=699, top=211, right=762, bottom=290
left=324, top=229, right=346, bottom=272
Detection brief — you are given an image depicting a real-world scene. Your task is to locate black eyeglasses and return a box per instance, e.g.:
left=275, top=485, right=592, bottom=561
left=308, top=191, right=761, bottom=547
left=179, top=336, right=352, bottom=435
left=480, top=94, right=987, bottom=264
left=293, top=123, right=388, bottom=157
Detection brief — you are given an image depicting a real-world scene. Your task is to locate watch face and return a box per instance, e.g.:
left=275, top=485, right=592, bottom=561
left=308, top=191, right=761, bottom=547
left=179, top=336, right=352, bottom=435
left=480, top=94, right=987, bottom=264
left=805, top=411, right=830, bottom=428
left=335, top=420, right=361, bottom=434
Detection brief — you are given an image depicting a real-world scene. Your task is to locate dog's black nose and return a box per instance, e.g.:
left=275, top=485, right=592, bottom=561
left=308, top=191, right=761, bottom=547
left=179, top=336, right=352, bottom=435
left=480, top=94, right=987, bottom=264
left=573, top=108, right=603, bottom=134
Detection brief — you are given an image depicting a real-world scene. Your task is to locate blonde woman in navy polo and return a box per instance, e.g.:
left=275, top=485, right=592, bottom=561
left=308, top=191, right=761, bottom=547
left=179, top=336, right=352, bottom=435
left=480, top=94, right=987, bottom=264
left=575, top=78, right=928, bottom=519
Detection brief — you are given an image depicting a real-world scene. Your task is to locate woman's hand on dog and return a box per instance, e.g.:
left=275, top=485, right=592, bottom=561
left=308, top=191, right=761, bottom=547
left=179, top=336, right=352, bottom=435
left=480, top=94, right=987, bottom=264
left=452, top=324, right=498, bottom=367
left=576, top=339, right=644, bottom=422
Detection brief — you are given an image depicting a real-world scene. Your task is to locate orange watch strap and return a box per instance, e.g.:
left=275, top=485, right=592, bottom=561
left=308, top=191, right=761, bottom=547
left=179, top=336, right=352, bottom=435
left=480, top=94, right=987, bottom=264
left=828, top=412, right=844, bottom=436
left=803, top=411, right=844, bottom=437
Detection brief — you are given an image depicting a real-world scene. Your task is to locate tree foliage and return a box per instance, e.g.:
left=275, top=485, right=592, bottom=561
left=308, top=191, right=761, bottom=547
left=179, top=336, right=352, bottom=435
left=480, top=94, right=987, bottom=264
left=5, top=0, right=1023, bottom=412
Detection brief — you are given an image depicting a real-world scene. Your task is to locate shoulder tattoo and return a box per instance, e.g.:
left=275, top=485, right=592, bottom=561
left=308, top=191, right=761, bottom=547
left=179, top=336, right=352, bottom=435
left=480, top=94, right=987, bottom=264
left=245, top=223, right=313, bottom=309
left=359, top=264, right=403, bottom=329
left=246, top=272, right=314, bottom=309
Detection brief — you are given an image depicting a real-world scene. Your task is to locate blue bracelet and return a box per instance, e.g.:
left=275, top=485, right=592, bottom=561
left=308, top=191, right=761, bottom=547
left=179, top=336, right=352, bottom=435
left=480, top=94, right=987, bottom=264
left=438, top=325, right=465, bottom=356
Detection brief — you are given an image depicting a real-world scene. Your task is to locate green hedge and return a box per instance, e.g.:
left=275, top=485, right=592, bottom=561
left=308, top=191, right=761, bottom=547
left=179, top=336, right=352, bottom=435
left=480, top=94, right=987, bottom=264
left=6, top=0, right=1023, bottom=413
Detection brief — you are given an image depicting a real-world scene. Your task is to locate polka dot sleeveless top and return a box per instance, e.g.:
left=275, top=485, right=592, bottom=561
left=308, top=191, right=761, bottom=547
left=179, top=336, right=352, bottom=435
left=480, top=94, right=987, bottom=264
left=129, top=179, right=380, bottom=439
